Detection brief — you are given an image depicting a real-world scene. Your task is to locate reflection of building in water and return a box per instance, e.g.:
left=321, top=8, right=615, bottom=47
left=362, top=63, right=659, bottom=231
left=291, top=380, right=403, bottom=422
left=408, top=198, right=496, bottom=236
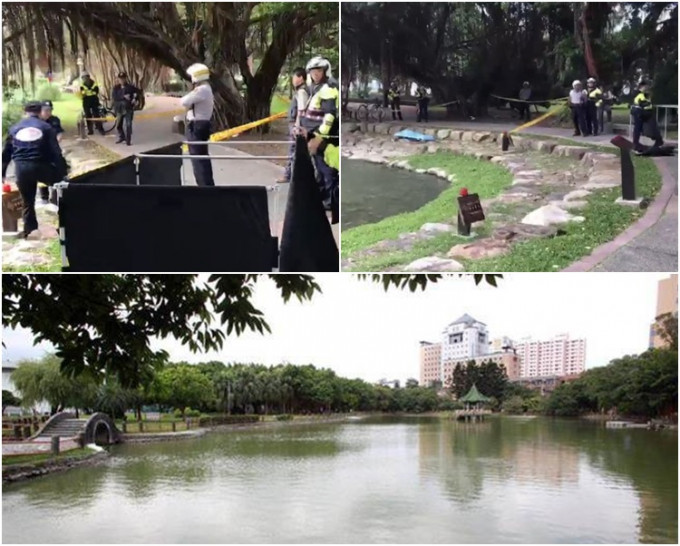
left=417, top=420, right=581, bottom=503
left=649, top=274, right=678, bottom=348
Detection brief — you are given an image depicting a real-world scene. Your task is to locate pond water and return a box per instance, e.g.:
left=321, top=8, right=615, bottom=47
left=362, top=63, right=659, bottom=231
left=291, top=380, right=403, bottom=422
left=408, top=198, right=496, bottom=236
left=2, top=416, right=677, bottom=543
left=342, top=159, right=448, bottom=229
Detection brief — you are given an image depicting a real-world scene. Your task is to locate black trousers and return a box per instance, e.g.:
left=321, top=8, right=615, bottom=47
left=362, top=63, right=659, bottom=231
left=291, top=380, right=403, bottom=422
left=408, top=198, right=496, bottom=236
left=633, top=110, right=664, bottom=149
left=417, top=99, right=429, bottom=122
left=83, top=100, right=104, bottom=134
left=571, top=104, right=586, bottom=135
left=15, top=161, right=53, bottom=235
left=517, top=103, right=531, bottom=121
left=116, top=108, right=134, bottom=143
left=186, top=120, right=215, bottom=187
left=585, top=101, right=598, bottom=136
left=390, top=97, right=403, bottom=120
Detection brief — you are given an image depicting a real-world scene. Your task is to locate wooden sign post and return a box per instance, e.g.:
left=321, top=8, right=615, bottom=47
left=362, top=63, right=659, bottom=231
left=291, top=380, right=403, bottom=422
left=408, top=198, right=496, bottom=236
left=457, top=189, right=485, bottom=236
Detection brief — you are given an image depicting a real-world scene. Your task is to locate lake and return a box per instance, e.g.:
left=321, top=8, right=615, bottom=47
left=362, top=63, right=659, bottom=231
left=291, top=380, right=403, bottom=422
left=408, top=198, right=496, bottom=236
left=341, top=159, right=448, bottom=229
left=2, top=416, right=677, bottom=543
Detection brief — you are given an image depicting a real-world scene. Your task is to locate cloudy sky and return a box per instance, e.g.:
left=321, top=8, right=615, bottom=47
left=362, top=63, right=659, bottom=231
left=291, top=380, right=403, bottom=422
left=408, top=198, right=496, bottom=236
left=2, top=273, right=670, bottom=383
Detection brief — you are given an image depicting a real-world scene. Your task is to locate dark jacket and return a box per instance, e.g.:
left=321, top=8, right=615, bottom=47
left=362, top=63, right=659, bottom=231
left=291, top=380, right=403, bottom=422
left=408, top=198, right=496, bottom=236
left=2, top=115, right=64, bottom=178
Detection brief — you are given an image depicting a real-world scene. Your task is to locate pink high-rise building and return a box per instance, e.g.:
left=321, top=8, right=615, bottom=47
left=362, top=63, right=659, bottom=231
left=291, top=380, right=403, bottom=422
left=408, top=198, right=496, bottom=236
left=514, top=334, right=586, bottom=378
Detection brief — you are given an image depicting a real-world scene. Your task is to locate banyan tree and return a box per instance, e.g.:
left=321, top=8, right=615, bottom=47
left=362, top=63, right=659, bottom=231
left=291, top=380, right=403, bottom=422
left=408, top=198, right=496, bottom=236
left=2, top=2, right=338, bottom=130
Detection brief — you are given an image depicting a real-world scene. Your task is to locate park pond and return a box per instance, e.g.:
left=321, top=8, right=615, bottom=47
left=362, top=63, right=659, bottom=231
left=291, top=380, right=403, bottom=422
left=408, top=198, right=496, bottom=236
left=2, top=416, right=677, bottom=543
left=342, top=158, right=448, bottom=229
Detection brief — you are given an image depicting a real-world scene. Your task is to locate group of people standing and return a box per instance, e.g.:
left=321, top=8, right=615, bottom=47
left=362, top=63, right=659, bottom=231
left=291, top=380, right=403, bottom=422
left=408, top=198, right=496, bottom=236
left=386, top=82, right=430, bottom=123
left=567, top=77, right=610, bottom=137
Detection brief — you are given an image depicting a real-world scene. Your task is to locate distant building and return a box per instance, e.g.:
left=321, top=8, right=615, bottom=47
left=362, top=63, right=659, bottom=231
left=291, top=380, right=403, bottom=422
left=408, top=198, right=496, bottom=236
left=419, top=341, right=442, bottom=386
left=2, top=362, right=18, bottom=395
left=649, top=274, right=678, bottom=349
left=441, top=349, right=521, bottom=387
left=514, top=334, right=586, bottom=378
left=440, top=314, right=489, bottom=366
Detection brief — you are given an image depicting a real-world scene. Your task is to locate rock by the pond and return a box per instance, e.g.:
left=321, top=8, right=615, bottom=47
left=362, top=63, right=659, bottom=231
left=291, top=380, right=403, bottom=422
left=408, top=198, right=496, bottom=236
left=521, top=204, right=585, bottom=226
left=497, top=223, right=559, bottom=240
left=420, top=223, right=454, bottom=234
left=550, top=199, right=588, bottom=210
left=583, top=172, right=620, bottom=188
left=447, top=239, right=510, bottom=260
left=436, top=129, right=451, bottom=139
left=405, top=256, right=465, bottom=272
left=472, top=131, right=493, bottom=142
left=536, top=141, right=558, bottom=153
left=564, top=189, right=592, bottom=201
left=553, top=145, right=589, bottom=160
left=515, top=170, right=542, bottom=178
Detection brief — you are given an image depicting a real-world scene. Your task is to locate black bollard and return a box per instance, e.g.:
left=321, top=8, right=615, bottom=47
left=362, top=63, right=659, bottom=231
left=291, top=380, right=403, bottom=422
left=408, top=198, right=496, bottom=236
left=610, top=136, right=636, bottom=201
left=51, top=436, right=60, bottom=456
left=457, top=211, right=471, bottom=236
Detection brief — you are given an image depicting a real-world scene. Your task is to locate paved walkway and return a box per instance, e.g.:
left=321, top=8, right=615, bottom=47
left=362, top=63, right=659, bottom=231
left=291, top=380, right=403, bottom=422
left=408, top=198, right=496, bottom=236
left=354, top=113, right=677, bottom=272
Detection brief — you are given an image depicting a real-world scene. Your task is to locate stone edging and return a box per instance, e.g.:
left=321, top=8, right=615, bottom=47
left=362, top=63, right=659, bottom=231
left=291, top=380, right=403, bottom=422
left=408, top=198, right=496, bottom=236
left=563, top=156, right=677, bottom=271
left=2, top=449, right=108, bottom=484
left=120, top=429, right=208, bottom=443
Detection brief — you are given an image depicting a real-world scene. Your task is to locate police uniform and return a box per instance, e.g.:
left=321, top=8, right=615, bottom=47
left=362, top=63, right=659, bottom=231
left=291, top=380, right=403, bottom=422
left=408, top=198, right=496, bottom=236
left=2, top=102, right=65, bottom=236
left=302, top=79, right=339, bottom=211
left=79, top=75, right=105, bottom=135
left=112, top=72, right=140, bottom=145
left=39, top=101, right=66, bottom=202
left=181, top=79, right=215, bottom=187
left=388, top=85, right=403, bottom=121
left=416, top=87, right=429, bottom=122
left=631, top=85, right=664, bottom=149
left=585, top=83, right=603, bottom=136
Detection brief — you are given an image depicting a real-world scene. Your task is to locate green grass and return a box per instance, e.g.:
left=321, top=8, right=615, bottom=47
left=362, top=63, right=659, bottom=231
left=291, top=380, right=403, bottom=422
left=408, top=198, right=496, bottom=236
left=2, top=447, right=96, bottom=467
left=271, top=95, right=290, bottom=115
left=341, top=152, right=513, bottom=257
left=115, top=420, right=191, bottom=433
left=463, top=155, right=662, bottom=271
left=3, top=237, right=62, bottom=273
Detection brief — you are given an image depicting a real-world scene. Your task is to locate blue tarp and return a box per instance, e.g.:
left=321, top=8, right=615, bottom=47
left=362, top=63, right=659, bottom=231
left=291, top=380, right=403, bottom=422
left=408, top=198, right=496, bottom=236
left=393, top=129, right=435, bottom=142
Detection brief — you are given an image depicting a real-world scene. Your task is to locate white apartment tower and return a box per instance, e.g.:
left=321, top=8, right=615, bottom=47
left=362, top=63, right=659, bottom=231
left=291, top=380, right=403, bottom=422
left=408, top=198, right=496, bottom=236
left=514, top=334, right=586, bottom=378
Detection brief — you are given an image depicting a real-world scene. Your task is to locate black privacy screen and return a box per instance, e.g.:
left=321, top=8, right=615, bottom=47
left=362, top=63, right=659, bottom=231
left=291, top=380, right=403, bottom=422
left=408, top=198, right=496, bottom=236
left=59, top=184, right=276, bottom=272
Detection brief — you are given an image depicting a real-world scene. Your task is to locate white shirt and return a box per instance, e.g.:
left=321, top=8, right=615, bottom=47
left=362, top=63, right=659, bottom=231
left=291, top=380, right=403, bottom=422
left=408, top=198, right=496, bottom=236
left=569, top=89, right=585, bottom=105
left=181, top=83, right=214, bottom=121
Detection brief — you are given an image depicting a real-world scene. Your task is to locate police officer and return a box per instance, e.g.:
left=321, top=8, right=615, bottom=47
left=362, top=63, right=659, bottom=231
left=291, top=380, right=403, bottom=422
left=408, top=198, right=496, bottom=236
left=278, top=67, right=309, bottom=184
left=585, top=77, right=603, bottom=136
left=308, top=133, right=339, bottom=224
left=416, top=86, right=429, bottom=122
left=300, top=56, right=339, bottom=215
left=38, top=100, right=67, bottom=203
left=181, top=63, right=215, bottom=187
left=569, top=80, right=587, bottom=136
left=388, top=82, right=403, bottom=121
left=518, top=81, right=532, bottom=121
left=79, top=71, right=105, bottom=136
left=112, top=71, right=140, bottom=145
left=1, top=102, right=65, bottom=237
left=631, top=80, right=664, bottom=151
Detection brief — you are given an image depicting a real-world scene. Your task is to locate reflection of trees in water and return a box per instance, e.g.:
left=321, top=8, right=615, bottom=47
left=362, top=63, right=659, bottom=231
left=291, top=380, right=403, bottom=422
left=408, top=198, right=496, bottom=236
left=3, top=463, right=107, bottom=508
left=418, top=417, right=677, bottom=543
left=418, top=418, right=581, bottom=504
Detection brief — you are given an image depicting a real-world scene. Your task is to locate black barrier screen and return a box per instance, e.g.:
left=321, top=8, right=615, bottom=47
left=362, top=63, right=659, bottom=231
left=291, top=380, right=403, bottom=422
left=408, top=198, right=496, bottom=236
left=139, top=142, right=183, bottom=186
left=68, top=156, right=137, bottom=185
left=59, top=185, right=276, bottom=272
left=279, top=136, right=339, bottom=272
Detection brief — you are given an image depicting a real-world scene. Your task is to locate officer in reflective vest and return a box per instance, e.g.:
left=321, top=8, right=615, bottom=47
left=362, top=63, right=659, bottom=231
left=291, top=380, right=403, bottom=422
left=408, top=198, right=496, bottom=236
left=416, top=86, right=429, bottom=122
left=181, top=63, right=215, bottom=187
left=79, top=72, right=105, bottom=135
left=585, top=77, right=603, bottom=136
left=2, top=102, right=65, bottom=237
left=300, top=56, right=339, bottom=213
left=388, top=82, right=403, bottom=121
left=631, top=80, right=664, bottom=150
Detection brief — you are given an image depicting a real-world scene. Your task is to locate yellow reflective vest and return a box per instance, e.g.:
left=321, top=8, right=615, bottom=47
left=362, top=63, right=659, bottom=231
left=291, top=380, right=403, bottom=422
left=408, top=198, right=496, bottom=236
left=633, top=91, right=653, bottom=111
left=302, top=81, right=338, bottom=139
left=588, top=87, right=603, bottom=108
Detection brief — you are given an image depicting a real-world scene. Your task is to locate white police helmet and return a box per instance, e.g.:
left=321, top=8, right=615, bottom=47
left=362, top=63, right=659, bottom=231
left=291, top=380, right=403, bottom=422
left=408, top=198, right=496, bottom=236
left=572, top=80, right=582, bottom=88
left=306, top=56, right=332, bottom=79
left=186, top=63, right=210, bottom=83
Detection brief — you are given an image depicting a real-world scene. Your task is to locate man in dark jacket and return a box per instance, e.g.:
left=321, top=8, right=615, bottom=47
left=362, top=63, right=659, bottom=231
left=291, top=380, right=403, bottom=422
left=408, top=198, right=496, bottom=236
left=112, top=71, right=140, bottom=145
left=2, top=102, right=65, bottom=237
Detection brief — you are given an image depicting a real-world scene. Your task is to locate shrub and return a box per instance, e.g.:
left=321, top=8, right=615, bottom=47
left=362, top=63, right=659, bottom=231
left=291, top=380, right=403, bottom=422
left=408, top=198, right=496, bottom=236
left=2, top=104, right=22, bottom=138
left=275, top=414, right=294, bottom=421
left=36, top=84, right=61, bottom=102
left=184, top=407, right=201, bottom=418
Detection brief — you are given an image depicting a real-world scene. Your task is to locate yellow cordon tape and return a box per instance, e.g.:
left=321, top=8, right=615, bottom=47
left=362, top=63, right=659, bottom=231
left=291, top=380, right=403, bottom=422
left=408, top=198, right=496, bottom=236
left=82, top=108, right=186, bottom=122
left=490, top=94, right=569, bottom=104
left=209, top=111, right=286, bottom=142
left=509, top=101, right=569, bottom=134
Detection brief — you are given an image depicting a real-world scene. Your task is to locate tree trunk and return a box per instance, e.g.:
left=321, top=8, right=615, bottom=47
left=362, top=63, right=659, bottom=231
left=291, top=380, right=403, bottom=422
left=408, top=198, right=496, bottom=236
left=580, top=5, right=598, bottom=79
